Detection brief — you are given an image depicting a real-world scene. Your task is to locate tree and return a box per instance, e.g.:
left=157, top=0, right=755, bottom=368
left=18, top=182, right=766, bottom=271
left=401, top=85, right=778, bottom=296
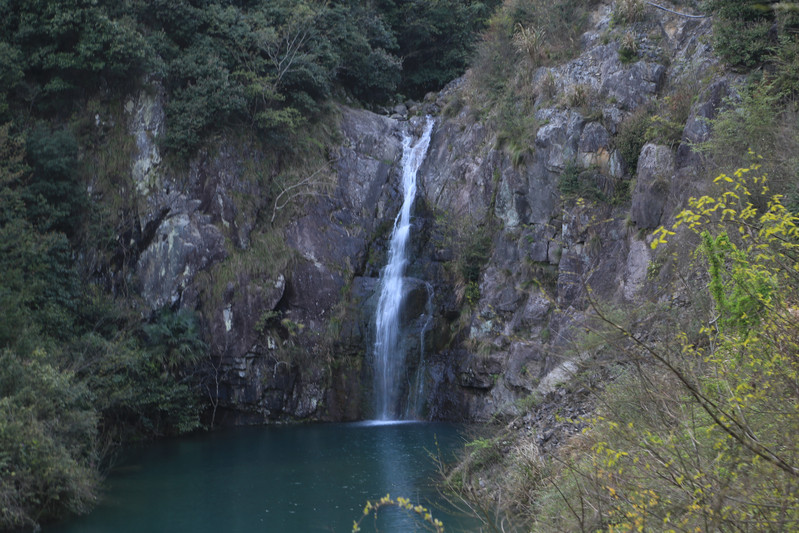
left=376, top=0, right=496, bottom=97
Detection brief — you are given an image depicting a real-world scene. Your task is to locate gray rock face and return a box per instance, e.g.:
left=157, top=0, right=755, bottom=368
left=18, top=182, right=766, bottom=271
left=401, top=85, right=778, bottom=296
left=417, top=2, right=725, bottom=423
left=602, top=60, right=666, bottom=110
left=215, top=110, right=408, bottom=421
left=126, top=88, right=230, bottom=310
left=495, top=155, right=560, bottom=228
left=420, top=116, right=495, bottom=221
left=126, top=86, right=165, bottom=199
left=187, top=143, right=266, bottom=249
left=336, top=107, right=404, bottom=225
left=677, top=79, right=731, bottom=169
left=535, top=109, right=586, bottom=172
left=136, top=208, right=226, bottom=309
left=631, top=144, right=676, bottom=229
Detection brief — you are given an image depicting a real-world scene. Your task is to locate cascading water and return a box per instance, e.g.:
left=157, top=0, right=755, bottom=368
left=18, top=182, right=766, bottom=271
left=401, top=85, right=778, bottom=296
left=373, top=117, right=434, bottom=421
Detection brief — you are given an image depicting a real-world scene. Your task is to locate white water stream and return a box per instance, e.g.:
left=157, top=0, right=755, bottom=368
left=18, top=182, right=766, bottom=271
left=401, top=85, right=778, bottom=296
left=373, top=118, right=434, bottom=421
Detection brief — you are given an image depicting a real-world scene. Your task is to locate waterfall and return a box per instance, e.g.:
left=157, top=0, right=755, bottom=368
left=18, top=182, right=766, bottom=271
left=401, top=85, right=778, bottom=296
left=373, top=118, right=434, bottom=421
left=404, top=281, right=434, bottom=420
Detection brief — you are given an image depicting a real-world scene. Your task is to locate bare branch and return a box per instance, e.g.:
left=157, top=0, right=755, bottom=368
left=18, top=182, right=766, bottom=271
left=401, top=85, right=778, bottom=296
left=271, top=159, right=338, bottom=223
left=645, top=1, right=708, bottom=18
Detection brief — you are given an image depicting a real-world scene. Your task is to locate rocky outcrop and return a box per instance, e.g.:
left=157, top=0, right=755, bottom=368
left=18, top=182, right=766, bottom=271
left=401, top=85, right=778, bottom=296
left=208, top=110, right=415, bottom=422
left=119, top=1, right=735, bottom=426
left=122, top=92, right=428, bottom=421
left=412, top=3, right=729, bottom=422
left=631, top=143, right=676, bottom=229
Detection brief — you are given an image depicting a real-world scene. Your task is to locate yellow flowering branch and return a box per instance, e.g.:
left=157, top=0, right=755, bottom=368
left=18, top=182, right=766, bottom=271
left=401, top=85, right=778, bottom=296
left=352, top=495, right=445, bottom=533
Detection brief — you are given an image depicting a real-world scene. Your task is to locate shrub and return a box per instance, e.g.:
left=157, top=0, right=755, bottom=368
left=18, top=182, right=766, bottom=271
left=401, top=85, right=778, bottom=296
left=24, top=126, right=86, bottom=236
left=706, top=0, right=776, bottom=69
left=495, top=164, right=799, bottom=533
left=325, top=4, right=402, bottom=103
left=378, top=0, right=497, bottom=98
left=699, top=81, right=799, bottom=208
left=613, top=0, right=645, bottom=24
left=0, top=351, right=99, bottom=530
left=614, top=107, right=651, bottom=173
left=0, top=0, right=148, bottom=110
left=494, top=92, right=538, bottom=166
left=558, top=160, right=608, bottom=202
left=163, top=42, right=248, bottom=156
left=617, top=32, right=638, bottom=64
left=512, top=22, right=547, bottom=64
left=468, top=0, right=598, bottom=104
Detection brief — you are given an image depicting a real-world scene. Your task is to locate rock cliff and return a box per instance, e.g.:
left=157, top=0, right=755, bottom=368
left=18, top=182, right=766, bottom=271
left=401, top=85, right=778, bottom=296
left=125, top=1, right=733, bottom=425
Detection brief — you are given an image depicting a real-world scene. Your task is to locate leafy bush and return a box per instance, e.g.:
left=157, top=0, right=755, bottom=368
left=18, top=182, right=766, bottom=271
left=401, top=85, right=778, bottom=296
left=24, top=126, right=86, bottom=236
left=558, top=160, right=607, bottom=202
left=472, top=0, right=580, bottom=84
left=0, top=121, right=208, bottom=526
left=378, top=0, right=497, bottom=98
left=699, top=81, right=799, bottom=209
left=494, top=93, right=538, bottom=166
left=0, top=0, right=149, bottom=110
left=141, top=308, right=207, bottom=372
left=643, top=87, right=694, bottom=148
left=163, top=42, right=248, bottom=156
left=614, top=107, right=651, bottom=173
left=0, top=351, right=99, bottom=531
left=459, top=227, right=492, bottom=284
left=0, top=42, right=23, bottom=119
left=324, top=3, right=401, bottom=103
left=617, top=32, right=638, bottom=64
left=0, top=0, right=492, bottom=156
left=706, top=0, right=776, bottom=69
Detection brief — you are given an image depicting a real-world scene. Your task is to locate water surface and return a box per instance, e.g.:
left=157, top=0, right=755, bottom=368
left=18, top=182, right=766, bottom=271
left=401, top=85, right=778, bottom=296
left=49, top=422, right=481, bottom=533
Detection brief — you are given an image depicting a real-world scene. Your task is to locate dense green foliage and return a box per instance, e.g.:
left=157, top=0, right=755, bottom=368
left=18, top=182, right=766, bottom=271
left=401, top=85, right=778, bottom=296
left=375, top=0, right=498, bottom=97
left=699, top=80, right=799, bottom=210
left=707, top=0, right=799, bottom=69
left=0, top=0, right=495, bottom=156
left=0, top=123, right=206, bottom=529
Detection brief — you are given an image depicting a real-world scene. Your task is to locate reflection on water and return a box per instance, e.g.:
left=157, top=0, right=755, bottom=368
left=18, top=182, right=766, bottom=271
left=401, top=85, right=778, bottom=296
left=48, top=422, right=481, bottom=533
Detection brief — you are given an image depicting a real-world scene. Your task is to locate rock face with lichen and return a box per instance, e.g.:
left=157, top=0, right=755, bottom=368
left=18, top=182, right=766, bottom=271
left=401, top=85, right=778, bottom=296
left=124, top=1, right=733, bottom=424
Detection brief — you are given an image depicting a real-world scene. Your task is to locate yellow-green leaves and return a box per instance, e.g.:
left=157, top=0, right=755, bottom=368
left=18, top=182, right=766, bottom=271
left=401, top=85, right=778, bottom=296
left=352, top=494, right=445, bottom=533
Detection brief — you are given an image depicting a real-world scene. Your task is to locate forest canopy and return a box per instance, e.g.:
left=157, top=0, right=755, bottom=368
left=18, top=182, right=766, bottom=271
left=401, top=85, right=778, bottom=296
left=0, top=0, right=498, bottom=155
